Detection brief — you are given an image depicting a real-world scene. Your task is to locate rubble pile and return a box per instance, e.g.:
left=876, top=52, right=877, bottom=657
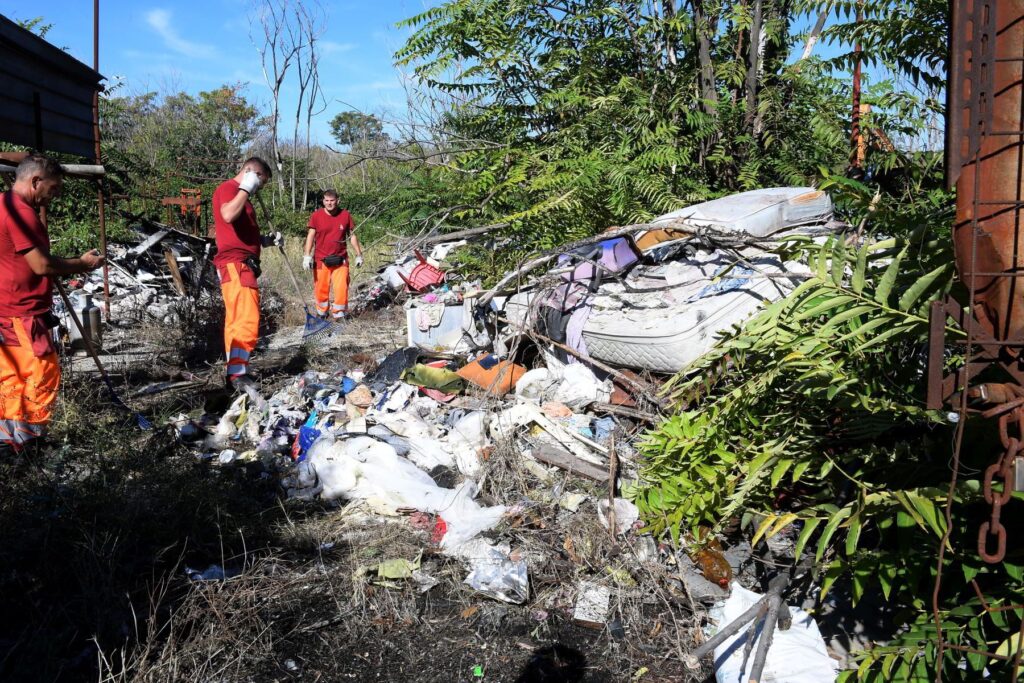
left=62, top=218, right=215, bottom=327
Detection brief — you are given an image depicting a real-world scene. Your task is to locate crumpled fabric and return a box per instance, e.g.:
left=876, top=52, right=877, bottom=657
left=416, top=303, right=446, bottom=331
left=401, top=364, right=465, bottom=395
left=564, top=304, right=593, bottom=362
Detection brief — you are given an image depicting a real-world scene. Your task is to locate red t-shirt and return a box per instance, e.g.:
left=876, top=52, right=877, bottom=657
left=212, top=179, right=260, bottom=267
left=307, top=208, right=353, bottom=261
left=0, top=191, right=52, bottom=317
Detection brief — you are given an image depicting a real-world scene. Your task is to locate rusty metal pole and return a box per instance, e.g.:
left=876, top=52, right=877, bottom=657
left=850, top=3, right=863, bottom=177
left=93, top=0, right=110, bottom=317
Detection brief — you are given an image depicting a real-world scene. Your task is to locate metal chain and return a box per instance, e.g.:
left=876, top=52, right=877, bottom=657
left=978, top=408, right=1021, bottom=563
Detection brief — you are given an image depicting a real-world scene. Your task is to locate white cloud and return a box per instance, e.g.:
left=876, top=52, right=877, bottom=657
left=145, top=8, right=219, bottom=60
left=320, top=40, right=356, bottom=55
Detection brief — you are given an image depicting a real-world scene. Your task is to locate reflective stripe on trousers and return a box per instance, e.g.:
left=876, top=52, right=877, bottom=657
left=0, top=419, right=45, bottom=445
left=314, top=262, right=349, bottom=317
left=0, top=316, right=59, bottom=446
left=220, top=262, right=260, bottom=379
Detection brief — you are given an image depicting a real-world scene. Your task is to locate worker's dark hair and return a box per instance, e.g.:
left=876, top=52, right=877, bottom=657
left=241, top=156, right=272, bottom=178
left=322, top=190, right=339, bottom=200
left=16, top=154, right=63, bottom=182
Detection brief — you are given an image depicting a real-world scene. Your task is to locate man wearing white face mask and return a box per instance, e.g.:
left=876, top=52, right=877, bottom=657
left=302, top=190, right=363, bottom=320
left=212, top=157, right=280, bottom=394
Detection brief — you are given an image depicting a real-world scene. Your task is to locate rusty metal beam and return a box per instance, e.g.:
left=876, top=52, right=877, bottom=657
left=950, top=0, right=1024, bottom=345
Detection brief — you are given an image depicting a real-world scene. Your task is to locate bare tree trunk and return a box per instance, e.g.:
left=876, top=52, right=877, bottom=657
left=304, top=56, right=326, bottom=209
left=744, top=0, right=764, bottom=134
left=730, top=0, right=746, bottom=107
left=693, top=0, right=718, bottom=113
left=288, top=3, right=321, bottom=210
left=251, top=0, right=303, bottom=204
left=662, top=0, right=678, bottom=68
left=800, top=4, right=830, bottom=61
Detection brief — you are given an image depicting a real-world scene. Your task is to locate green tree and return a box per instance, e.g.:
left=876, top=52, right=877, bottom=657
left=102, top=84, right=266, bottom=197
left=395, top=0, right=855, bottom=263
left=328, top=112, right=386, bottom=148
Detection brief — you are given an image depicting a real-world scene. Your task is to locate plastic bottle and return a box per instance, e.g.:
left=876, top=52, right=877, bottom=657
left=688, top=529, right=733, bottom=588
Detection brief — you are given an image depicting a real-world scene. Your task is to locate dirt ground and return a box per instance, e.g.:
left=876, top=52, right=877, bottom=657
left=0, top=303, right=709, bottom=683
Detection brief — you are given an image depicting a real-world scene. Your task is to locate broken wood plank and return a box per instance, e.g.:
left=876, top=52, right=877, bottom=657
left=532, top=443, right=609, bottom=482
left=590, top=402, right=659, bottom=424
left=129, top=229, right=170, bottom=257
left=163, top=249, right=187, bottom=296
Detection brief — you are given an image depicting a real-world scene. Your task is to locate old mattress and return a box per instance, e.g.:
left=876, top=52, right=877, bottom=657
left=581, top=251, right=808, bottom=373
left=647, top=187, right=832, bottom=238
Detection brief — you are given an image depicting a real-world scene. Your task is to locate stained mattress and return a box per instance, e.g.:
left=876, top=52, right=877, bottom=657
left=581, top=251, right=807, bottom=373
left=498, top=250, right=810, bottom=375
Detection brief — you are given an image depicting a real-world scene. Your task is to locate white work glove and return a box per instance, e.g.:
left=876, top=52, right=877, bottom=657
left=261, top=231, right=283, bottom=247
left=302, top=255, right=314, bottom=271
left=355, top=255, right=364, bottom=268
left=238, top=170, right=261, bottom=194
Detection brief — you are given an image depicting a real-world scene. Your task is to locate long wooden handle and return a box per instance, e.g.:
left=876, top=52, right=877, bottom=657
left=277, top=244, right=306, bottom=298
left=253, top=193, right=307, bottom=300
left=55, top=281, right=110, bottom=382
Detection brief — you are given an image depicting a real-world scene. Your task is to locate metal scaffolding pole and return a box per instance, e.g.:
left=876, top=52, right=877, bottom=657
left=93, top=0, right=110, bottom=316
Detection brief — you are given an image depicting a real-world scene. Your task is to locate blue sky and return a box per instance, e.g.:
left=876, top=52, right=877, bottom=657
left=0, top=0, right=433, bottom=143
left=0, top=2, right=869, bottom=147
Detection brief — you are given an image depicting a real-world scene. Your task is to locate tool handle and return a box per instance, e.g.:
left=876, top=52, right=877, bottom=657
left=253, top=193, right=307, bottom=300
left=55, top=281, right=112, bottom=387
left=277, top=244, right=306, bottom=298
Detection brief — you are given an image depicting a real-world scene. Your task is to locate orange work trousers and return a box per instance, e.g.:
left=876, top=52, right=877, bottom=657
left=313, top=261, right=350, bottom=319
left=0, top=316, right=59, bottom=448
left=219, top=262, right=260, bottom=379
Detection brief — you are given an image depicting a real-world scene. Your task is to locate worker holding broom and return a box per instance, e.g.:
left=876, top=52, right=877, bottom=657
left=302, top=190, right=363, bottom=320
left=212, top=157, right=281, bottom=395
left=0, top=154, right=104, bottom=455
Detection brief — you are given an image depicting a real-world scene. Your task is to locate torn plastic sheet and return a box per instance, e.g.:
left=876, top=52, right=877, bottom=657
left=598, top=498, right=640, bottom=536
left=445, top=411, right=489, bottom=477
left=297, top=436, right=505, bottom=551
left=462, top=541, right=529, bottom=604
left=365, top=409, right=455, bottom=470
left=708, top=582, right=838, bottom=683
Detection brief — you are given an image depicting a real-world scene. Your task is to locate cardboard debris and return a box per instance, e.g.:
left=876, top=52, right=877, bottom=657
left=573, top=581, right=611, bottom=628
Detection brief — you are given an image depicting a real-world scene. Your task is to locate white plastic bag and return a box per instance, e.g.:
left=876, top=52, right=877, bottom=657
left=550, top=364, right=612, bottom=409
left=300, top=437, right=505, bottom=551
left=709, top=583, right=838, bottom=683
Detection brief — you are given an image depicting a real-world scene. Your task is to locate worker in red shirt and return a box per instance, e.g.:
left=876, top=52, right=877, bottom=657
left=0, top=154, right=104, bottom=454
left=212, top=157, right=280, bottom=395
left=302, top=190, right=363, bottom=320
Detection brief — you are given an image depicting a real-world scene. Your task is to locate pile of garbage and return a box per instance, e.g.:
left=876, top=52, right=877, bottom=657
left=174, top=342, right=641, bottom=605
left=172, top=187, right=850, bottom=679
left=362, top=187, right=839, bottom=380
